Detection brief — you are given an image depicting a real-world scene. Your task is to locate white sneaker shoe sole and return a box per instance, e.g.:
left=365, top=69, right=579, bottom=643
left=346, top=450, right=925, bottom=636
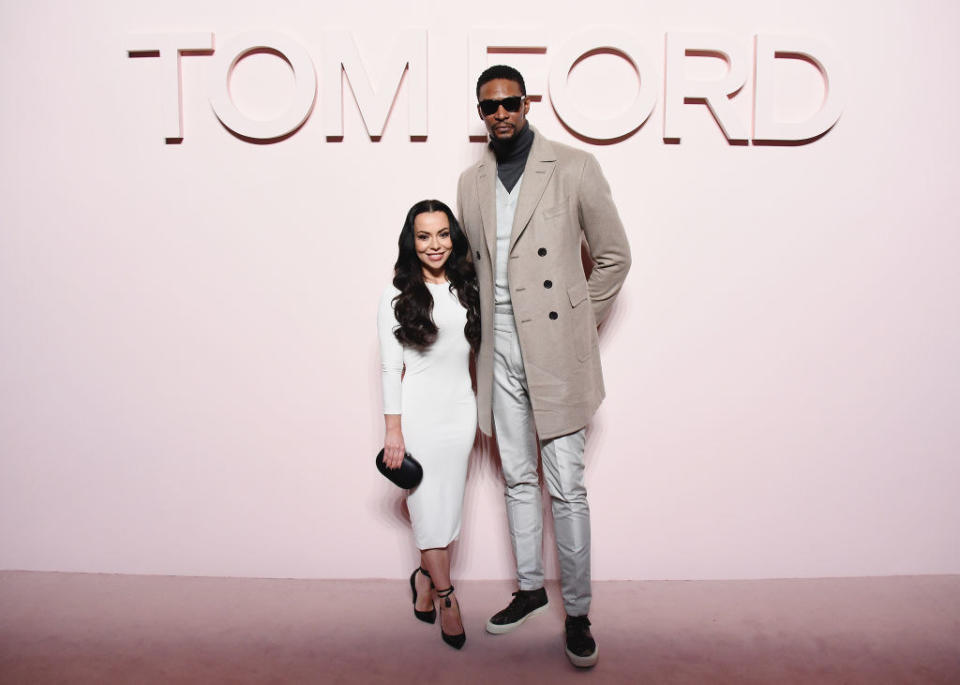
left=485, top=601, right=550, bottom=634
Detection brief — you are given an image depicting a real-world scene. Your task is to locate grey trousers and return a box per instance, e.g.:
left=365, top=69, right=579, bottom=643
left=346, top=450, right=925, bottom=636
left=492, top=310, right=591, bottom=617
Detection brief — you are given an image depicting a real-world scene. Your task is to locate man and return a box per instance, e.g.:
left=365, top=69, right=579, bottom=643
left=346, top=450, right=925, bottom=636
left=456, top=65, right=631, bottom=668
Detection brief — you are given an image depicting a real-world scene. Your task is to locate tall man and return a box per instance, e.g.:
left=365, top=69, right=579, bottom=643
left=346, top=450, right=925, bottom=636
left=456, top=65, right=631, bottom=668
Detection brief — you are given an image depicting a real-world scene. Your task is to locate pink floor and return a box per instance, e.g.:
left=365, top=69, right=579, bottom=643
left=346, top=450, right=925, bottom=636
left=1, top=571, right=958, bottom=684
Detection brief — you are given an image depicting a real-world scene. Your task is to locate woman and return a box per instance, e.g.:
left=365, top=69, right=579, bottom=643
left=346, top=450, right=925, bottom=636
left=377, top=199, right=480, bottom=649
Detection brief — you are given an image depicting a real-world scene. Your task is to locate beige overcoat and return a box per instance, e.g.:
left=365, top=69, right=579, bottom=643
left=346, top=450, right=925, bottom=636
left=456, top=128, right=631, bottom=440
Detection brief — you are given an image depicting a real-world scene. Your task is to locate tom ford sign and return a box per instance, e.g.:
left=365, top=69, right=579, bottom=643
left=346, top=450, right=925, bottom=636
left=127, top=28, right=844, bottom=145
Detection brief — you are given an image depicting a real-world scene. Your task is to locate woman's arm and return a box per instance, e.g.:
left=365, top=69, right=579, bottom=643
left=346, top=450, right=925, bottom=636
left=382, top=413, right=405, bottom=469
left=378, top=288, right=405, bottom=468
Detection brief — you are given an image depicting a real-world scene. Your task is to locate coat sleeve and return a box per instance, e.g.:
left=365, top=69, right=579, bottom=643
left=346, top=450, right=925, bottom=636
left=377, top=287, right=403, bottom=415
left=578, top=153, right=631, bottom=325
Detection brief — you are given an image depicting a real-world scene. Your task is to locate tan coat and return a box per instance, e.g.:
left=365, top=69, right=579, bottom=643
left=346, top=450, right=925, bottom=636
left=456, top=128, right=631, bottom=440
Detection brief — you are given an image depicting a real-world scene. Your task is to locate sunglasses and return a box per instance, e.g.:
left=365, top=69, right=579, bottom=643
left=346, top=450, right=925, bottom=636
left=478, top=96, right=525, bottom=116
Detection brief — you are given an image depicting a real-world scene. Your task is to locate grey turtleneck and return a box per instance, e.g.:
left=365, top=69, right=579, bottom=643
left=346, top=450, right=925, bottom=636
left=490, top=122, right=534, bottom=193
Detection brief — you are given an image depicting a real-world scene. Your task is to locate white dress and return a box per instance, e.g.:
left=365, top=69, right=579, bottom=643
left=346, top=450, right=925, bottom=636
left=378, top=281, right=477, bottom=549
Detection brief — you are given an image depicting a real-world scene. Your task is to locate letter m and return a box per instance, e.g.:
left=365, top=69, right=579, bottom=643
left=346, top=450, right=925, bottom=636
left=322, top=29, right=427, bottom=139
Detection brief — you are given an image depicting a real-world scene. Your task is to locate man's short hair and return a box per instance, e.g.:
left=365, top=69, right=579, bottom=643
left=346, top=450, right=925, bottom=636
left=476, top=65, right=526, bottom=99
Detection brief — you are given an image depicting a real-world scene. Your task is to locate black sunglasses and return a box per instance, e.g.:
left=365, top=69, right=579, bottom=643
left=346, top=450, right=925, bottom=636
left=478, top=96, right=525, bottom=116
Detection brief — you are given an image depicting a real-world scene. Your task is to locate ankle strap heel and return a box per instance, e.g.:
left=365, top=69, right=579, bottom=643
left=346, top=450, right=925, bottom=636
left=410, top=568, right=437, bottom=624
left=436, top=585, right=455, bottom=608
left=435, top=586, right=465, bottom=650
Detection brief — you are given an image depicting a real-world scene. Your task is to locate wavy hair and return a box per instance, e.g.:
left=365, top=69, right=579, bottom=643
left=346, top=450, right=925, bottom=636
left=392, top=199, right=480, bottom=353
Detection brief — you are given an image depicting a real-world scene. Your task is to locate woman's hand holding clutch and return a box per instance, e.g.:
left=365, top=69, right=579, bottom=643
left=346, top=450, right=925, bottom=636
left=383, top=414, right=405, bottom=469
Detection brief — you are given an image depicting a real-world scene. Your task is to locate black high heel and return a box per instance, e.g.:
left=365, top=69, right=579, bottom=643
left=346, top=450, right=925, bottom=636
left=410, top=567, right=436, bottom=624
left=436, top=586, right=466, bottom=649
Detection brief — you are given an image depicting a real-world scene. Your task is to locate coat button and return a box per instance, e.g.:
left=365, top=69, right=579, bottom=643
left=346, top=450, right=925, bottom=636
left=476, top=250, right=481, bottom=260
left=543, top=280, right=552, bottom=289
left=538, top=247, right=547, bottom=256
left=549, top=311, right=558, bottom=320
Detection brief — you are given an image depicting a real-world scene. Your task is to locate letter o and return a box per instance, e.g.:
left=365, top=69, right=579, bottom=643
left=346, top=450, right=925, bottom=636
left=548, top=30, right=657, bottom=141
left=208, top=31, right=317, bottom=141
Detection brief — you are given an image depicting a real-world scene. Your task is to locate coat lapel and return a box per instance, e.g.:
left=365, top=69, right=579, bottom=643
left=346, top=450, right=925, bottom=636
left=475, top=146, right=498, bottom=260
left=510, top=128, right=557, bottom=254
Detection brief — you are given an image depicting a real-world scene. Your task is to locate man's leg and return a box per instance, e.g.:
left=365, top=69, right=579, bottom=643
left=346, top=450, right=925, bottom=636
left=539, top=430, right=591, bottom=616
left=540, top=430, right=598, bottom=667
left=487, top=313, right=549, bottom=634
left=492, top=315, right=542, bottom=590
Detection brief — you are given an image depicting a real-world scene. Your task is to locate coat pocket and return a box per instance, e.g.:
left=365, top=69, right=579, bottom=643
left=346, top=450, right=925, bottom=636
left=567, top=282, right=593, bottom=361
left=567, top=281, right=589, bottom=308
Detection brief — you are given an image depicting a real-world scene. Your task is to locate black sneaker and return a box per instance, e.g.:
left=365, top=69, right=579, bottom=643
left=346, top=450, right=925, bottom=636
left=565, top=615, right=598, bottom=668
left=485, top=588, right=549, bottom=634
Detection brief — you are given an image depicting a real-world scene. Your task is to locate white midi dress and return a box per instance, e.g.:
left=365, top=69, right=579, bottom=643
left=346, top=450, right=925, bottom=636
left=378, top=282, right=477, bottom=550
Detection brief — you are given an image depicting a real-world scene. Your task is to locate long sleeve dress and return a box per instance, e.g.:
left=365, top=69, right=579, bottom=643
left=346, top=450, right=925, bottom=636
left=378, top=282, right=477, bottom=549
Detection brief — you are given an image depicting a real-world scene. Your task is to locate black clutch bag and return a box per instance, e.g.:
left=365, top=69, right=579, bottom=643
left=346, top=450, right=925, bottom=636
left=375, top=448, right=423, bottom=489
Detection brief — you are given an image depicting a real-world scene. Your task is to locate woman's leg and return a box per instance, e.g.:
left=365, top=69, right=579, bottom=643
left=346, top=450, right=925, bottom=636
left=413, top=555, right=434, bottom=613
left=421, top=548, right=450, bottom=589
left=421, top=547, right=463, bottom=636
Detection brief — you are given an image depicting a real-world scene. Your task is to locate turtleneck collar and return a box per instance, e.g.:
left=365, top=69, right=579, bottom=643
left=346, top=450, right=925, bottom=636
left=490, top=122, right=533, bottom=162
left=490, top=122, right=533, bottom=193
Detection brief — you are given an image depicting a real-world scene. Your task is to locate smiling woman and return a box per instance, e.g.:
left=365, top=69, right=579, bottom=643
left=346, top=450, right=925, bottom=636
left=376, top=199, right=480, bottom=651
left=413, top=211, right=454, bottom=284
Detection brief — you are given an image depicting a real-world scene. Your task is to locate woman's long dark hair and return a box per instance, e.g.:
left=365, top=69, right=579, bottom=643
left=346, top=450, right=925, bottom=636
left=392, top=199, right=480, bottom=353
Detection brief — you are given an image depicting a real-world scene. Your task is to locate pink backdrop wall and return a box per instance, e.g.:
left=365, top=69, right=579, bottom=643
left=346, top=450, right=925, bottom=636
left=1, top=0, right=958, bottom=581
